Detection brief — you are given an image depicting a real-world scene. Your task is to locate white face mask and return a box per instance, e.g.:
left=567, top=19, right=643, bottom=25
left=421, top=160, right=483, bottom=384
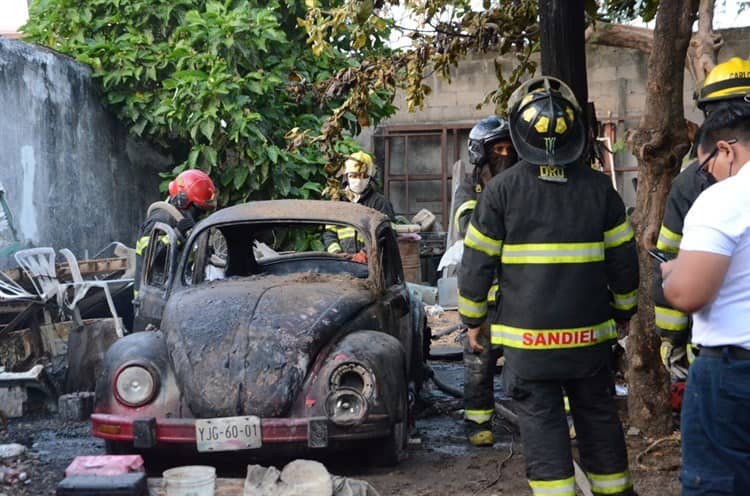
left=348, top=177, right=370, bottom=194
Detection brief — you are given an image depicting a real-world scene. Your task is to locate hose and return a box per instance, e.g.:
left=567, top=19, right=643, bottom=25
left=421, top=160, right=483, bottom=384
left=425, top=364, right=519, bottom=428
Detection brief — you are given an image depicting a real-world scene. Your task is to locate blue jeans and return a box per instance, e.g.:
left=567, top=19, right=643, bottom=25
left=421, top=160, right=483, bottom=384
left=681, top=352, right=750, bottom=495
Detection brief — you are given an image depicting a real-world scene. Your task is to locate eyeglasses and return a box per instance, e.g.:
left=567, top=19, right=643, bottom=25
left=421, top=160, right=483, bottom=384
left=696, top=138, right=737, bottom=178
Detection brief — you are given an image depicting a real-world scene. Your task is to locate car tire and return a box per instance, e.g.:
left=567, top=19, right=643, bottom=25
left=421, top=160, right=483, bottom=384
left=369, top=388, right=408, bottom=467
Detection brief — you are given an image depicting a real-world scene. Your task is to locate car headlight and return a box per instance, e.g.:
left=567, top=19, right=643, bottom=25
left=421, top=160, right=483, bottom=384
left=329, top=363, right=375, bottom=398
left=326, top=388, right=368, bottom=426
left=114, top=364, right=158, bottom=407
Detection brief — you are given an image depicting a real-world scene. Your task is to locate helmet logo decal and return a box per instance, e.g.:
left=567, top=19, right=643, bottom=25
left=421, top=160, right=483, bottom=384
left=544, top=136, right=557, bottom=155
left=538, top=165, right=567, bottom=183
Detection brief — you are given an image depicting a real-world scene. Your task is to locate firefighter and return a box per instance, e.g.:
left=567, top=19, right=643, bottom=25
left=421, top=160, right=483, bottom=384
left=458, top=76, right=638, bottom=496
left=653, top=56, right=750, bottom=381
left=133, top=169, right=217, bottom=316
left=323, top=151, right=395, bottom=261
left=452, top=116, right=518, bottom=446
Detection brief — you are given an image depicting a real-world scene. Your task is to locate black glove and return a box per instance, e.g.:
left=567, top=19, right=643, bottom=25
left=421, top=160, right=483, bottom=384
left=176, top=216, right=195, bottom=236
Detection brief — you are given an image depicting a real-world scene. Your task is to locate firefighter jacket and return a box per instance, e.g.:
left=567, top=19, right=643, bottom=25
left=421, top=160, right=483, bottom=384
left=134, top=203, right=185, bottom=296
left=452, top=173, right=479, bottom=238
left=458, top=160, right=639, bottom=380
left=452, top=173, right=499, bottom=305
left=652, top=161, right=715, bottom=344
left=323, top=186, right=396, bottom=254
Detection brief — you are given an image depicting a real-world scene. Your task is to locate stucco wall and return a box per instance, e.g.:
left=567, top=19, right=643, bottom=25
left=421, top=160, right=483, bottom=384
left=0, top=38, right=171, bottom=266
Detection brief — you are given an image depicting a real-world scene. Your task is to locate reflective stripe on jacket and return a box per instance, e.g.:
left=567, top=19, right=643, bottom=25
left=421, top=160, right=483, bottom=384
left=652, top=161, right=714, bottom=343
left=323, top=186, right=395, bottom=254
left=458, top=160, right=638, bottom=379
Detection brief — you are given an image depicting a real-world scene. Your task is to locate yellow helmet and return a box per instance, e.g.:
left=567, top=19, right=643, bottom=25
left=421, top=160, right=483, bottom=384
left=696, top=57, right=750, bottom=109
left=344, top=151, right=376, bottom=177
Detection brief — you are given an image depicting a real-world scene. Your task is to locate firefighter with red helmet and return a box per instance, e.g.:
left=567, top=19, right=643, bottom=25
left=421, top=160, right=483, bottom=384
left=132, top=169, right=217, bottom=325
left=458, top=76, right=638, bottom=495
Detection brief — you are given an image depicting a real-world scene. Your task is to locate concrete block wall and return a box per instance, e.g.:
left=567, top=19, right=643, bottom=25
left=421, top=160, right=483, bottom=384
left=357, top=27, right=750, bottom=210
left=0, top=38, right=171, bottom=267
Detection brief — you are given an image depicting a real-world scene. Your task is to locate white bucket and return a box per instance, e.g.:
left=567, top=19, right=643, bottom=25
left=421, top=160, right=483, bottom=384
left=163, top=465, right=216, bottom=496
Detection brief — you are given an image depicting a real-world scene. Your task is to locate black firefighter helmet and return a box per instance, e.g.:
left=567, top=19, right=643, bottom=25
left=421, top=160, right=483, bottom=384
left=467, top=115, right=511, bottom=166
left=508, top=77, right=585, bottom=166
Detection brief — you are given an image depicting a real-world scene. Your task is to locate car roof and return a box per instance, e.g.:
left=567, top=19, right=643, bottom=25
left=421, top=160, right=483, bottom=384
left=200, top=199, right=391, bottom=230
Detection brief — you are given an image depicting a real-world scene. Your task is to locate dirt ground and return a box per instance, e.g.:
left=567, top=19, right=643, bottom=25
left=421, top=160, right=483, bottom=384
left=0, top=310, right=683, bottom=496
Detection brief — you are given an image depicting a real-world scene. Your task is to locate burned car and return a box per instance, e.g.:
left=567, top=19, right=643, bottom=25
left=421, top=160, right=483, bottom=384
left=92, top=200, right=427, bottom=465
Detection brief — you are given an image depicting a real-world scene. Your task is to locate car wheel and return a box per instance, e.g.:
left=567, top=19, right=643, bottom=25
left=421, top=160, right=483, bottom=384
left=369, top=388, right=408, bottom=467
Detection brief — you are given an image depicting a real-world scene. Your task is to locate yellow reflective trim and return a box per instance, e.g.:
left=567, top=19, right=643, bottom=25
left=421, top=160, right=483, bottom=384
left=465, top=222, right=503, bottom=257
left=555, top=117, right=567, bottom=134
left=487, top=284, right=499, bottom=303
left=501, top=242, right=604, bottom=264
left=611, top=288, right=638, bottom=311
left=534, top=115, right=550, bottom=133
left=656, top=225, right=681, bottom=253
left=588, top=470, right=633, bottom=494
left=458, top=294, right=488, bottom=320
left=327, top=243, right=342, bottom=254
left=453, top=200, right=477, bottom=231
left=491, top=320, right=616, bottom=349
left=522, top=106, right=538, bottom=122
left=604, top=220, right=634, bottom=249
left=655, top=305, right=689, bottom=331
left=528, top=476, right=576, bottom=496
left=337, top=227, right=356, bottom=240
left=465, top=409, right=494, bottom=424
left=135, top=236, right=150, bottom=256
left=325, top=224, right=339, bottom=233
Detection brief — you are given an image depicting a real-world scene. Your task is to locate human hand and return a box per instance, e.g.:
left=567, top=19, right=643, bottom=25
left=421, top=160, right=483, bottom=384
left=467, top=326, right=485, bottom=353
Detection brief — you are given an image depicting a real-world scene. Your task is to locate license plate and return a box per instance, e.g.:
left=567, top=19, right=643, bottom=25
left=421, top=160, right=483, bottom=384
left=195, top=416, right=262, bottom=452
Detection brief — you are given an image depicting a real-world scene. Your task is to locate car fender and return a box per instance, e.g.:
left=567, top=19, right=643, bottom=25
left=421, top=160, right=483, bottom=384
left=94, top=331, right=184, bottom=418
left=295, top=330, right=407, bottom=423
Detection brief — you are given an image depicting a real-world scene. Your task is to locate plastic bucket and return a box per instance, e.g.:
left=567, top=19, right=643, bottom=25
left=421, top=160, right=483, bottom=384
left=163, top=465, right=216, bottom=496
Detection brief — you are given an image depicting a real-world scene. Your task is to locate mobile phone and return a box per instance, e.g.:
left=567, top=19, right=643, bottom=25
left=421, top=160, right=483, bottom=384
left=648, top=249, right=669, bottom=263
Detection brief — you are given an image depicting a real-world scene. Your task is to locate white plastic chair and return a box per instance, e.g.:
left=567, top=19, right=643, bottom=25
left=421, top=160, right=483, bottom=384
left=14, top=247, right=59, bottom=303
left=58, top=249, right=132, bottom=338
left=0, top=270, right=38, bottom=301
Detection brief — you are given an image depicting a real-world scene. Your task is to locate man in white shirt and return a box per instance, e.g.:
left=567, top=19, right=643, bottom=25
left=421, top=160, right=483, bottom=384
left=662, top=104, right=750, bottom=495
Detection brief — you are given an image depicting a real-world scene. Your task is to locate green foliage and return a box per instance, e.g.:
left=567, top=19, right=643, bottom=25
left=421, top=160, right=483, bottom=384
left=22, top=0, right=396, bottom=205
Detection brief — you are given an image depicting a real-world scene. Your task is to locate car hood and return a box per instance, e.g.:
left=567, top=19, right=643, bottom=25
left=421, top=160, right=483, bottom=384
left=162, top=274, right=374, bottom=418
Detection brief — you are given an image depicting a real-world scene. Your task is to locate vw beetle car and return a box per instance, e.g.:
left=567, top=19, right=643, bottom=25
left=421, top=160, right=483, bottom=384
left=92, top=200, right=427, bottom=465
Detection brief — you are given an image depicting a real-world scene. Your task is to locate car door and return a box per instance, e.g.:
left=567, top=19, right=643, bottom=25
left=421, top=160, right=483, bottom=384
left=377, top=225, right=413, bottom=363
left=132, top=222, right=180, bottom=331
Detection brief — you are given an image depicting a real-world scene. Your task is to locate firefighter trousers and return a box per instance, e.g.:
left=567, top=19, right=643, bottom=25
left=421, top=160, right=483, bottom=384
left=463, top=320, right=500, bottom=426
left=503, top=364, right=634, bottom=496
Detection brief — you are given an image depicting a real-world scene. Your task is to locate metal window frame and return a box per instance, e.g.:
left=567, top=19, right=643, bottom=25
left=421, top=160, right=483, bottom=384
left=376, top=123, right=474, bottom=225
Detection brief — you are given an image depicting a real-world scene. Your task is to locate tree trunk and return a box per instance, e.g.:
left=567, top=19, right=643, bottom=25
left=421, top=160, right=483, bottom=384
left=687, top=0, right=722, bottom=85
left=626, top=0, right=699, bottom=437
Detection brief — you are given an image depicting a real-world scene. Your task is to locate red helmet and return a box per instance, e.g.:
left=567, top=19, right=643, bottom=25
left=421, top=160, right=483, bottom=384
left=168, top=170, right=217, bottom=211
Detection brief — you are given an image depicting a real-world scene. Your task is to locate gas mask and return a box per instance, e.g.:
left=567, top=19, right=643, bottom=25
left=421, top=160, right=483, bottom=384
left=348, top=176, right=370, bottom=195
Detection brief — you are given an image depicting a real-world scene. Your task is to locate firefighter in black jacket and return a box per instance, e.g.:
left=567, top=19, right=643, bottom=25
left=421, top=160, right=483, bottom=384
left=452, top=116, right=518, bottom=446
left=323, top=151, right=395, bottom=260
left=653, top=57, right=750, bottom=380
left=459, top=77, right=638, bottom=496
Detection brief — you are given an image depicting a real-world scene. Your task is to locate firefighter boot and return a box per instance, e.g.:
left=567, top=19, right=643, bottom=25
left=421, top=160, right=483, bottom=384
left=465, top=420, right=494, bottom=447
